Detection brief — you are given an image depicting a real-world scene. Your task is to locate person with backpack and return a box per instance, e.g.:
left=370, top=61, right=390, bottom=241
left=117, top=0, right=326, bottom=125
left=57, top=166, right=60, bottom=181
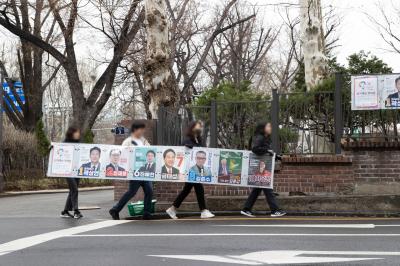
left=240, top=122, right=286, bottom=217
left=60, top=126, right=83, bottom=219
left=165, top=121, right=215, bottom=219
left=109, top=121, right=153, bottom=220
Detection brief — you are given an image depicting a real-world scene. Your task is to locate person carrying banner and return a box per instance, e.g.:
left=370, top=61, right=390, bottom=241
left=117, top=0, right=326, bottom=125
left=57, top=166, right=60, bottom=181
left=166, top=121, right=215, bottom=219
left=60, top=127, right=83, bottom=219
left=109, top=121, right=153, bottom=220
left=240, top=122, right=286, bottom=218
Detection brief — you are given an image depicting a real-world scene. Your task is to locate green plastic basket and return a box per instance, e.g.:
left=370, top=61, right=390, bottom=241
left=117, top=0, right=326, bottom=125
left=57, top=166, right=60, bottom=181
left=127, top=199, right=157, bottom=216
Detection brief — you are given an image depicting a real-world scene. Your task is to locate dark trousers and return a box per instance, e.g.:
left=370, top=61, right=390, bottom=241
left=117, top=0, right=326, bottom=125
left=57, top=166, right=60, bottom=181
left=243, top=188, right=279, bottom=212
left=113, top=180, right=153, bottom=216
left=173, top=182, right=206, bottom=210
left=64, top=178, right=80, bottom=212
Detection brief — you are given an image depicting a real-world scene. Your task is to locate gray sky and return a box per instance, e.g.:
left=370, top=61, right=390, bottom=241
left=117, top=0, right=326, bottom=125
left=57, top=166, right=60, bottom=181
left=247, top=0, right=400, bottom=72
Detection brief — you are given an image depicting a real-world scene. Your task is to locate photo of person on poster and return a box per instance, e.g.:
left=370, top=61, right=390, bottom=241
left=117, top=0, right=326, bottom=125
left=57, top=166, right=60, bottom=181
left=78, top=146, right=101, bottom=177
left=248, top=160, right=272, bottom=187
left=105, top=149, right=127, bottom=177
left=133, top=149, right=156, bottom=179
left=161, top=148, right=179, bottom=180
left=218, top=158, right=230, bottom=176
left=188, top=150, right=212, bottom=182
left=217, top=151, right=242, bottom=184
left=385, top=77, right=400, bottom=107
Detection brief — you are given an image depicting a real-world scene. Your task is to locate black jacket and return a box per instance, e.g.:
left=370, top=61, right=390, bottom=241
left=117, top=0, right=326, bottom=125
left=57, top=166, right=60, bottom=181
left=251, top=134, right=272, bottom=156
left=182, top=136, right=203, bottom=149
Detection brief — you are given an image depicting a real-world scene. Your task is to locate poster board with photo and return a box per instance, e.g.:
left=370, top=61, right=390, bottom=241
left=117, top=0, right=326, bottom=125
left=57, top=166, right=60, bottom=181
left=351, top=74, right=400, bottom=110
left=186, top=148, right=214, bottom=183
left=157, top=146, right=188, bottom=182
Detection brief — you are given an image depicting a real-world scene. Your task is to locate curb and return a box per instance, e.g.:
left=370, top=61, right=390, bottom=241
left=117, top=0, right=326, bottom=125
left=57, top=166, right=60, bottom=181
left=0, top=186, right=114, bottom=198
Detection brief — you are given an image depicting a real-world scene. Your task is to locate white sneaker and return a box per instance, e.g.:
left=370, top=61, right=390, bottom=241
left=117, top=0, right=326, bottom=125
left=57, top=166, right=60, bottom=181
left=166, top=207, right=178, bottom=219
left=201, top=209, right=215, bottom=219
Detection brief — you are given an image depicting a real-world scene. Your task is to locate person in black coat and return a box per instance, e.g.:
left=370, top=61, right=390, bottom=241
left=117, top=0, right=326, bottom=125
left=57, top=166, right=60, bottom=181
left=241, top=122, right=286, bottom=217
left=60, top=126, right=83, bottom=219
left=165, top=121, right=215, bottom=219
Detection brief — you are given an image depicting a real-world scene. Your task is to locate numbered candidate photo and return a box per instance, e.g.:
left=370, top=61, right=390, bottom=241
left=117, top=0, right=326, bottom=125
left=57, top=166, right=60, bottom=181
left=132, top=148, right=156, bottom=180
left=247, top=154, right=273, bottom=188
left=188, top=149, right=212, bottom=183
left=105, top=148, right=128, bottom=178
left=217, top=150, right=243, bottom=185
left=77, top=146, right=101, bottom=177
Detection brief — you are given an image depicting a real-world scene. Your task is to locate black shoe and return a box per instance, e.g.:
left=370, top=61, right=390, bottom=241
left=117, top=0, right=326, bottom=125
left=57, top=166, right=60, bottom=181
left=60, top=210, right=73, bottom=218
left=142, top=214, right=153, bottom=220
left=73, top=211, right=83, bottom=219
left=109, top=208, right=120, bottom=220
left=240, top=210, right=256, bottom=218
left=271, top=210, right=286, bottom=217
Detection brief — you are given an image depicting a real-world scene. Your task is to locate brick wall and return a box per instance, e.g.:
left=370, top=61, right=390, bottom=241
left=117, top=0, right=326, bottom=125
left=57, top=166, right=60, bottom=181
left=113, top=127, right=400, bottom=206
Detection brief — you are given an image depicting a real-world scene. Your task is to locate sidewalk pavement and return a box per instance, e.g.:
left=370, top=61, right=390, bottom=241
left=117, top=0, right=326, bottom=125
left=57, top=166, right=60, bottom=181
left=0, top=186, right=114, bottom=198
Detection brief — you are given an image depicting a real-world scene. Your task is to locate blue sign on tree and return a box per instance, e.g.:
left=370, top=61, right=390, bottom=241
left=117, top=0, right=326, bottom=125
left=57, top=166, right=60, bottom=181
left=2, top=81, right=25, bottom=112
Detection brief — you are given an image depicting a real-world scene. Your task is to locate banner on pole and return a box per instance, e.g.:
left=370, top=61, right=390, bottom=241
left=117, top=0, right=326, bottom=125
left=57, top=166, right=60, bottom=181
left=47, top=143, right=275, bottom=189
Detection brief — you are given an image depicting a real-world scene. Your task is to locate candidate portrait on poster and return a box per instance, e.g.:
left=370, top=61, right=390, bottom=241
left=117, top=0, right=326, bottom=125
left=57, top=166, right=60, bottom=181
left=77, top=146, right=101, bottom=177
left=160, top=148, right=180, bottom=180
left=105, top=148, right=128, bottom=178
left=159, top=147, right=187, bottom=181
left=132, top=148, right=156, bottom=180
left=385, top=76, right=400, bottom=108
left=247, top=153, right=273, bottom=188
left=217, top=150, right=243, bottom=185
left=188, top=149, right=212, bottom=183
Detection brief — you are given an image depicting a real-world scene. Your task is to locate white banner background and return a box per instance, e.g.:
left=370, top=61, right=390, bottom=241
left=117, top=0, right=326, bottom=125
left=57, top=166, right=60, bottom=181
left=47, top=143, right=275, bottom=189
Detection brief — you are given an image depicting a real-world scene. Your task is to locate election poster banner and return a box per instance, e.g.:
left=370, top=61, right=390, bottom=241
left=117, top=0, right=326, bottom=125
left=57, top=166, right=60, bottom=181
left=158, top=146, right=187, bottom=182
left=246, top=153, right=274, bottom=189
left=50, top=144, right=75, bottom=176
left=102, top=146, right=130, bottom=178
left=77, top=145, right=102, bottom=178
left=351, top=76, right=379, bottom=110
left=47, top=143, right=275, bottom=188
left=351, top=74, right=400, bottom=110
left=187, top=148, right=213, bottom=183
left=131, top=147, right=157, bottom=180
left=217, top=150, right=243, bottom=185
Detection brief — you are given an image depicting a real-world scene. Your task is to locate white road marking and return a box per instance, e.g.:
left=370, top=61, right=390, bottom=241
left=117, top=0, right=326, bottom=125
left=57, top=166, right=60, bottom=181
left=69, top=233, right=400, bottom=237
left=0, top=220, right=131, bottom=256
left=213, top=224, right=376, bottom=228
left=150, top=250, right=385, bottom=265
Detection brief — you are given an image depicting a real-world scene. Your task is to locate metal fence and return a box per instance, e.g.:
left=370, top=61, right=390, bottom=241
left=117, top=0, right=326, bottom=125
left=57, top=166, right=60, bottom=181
left=157, top=73, right=400, bottom=155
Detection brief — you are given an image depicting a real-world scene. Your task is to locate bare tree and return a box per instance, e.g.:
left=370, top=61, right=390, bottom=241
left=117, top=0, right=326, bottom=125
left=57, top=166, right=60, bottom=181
left=367, top=2, right=400, bottom=54
left=0, top=0, right=61, bottom=132
left=0, top=0, right=145, bottom=133
left=299, top=0, right=328, bottom=90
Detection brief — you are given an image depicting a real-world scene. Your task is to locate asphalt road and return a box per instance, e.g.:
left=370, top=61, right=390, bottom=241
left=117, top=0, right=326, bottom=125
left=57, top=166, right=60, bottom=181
left=1, top=190, right=400, bottom=266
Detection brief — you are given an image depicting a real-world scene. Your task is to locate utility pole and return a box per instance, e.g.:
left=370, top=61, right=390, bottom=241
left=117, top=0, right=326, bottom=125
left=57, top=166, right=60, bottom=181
left=0, top=70, right=4, bottom=192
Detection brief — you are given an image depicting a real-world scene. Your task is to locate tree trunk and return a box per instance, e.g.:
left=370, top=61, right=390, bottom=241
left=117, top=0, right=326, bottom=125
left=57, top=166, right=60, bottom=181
left=144, top=0, right=178, bottom=119
left=300, top=0, right=328, bottom=90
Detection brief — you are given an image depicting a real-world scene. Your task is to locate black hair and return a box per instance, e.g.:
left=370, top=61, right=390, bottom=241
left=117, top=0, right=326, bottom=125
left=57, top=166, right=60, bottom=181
left=396, top=77, right=400, bottom=84
left=90, top=146, right=101, bottom=155
left=65, top=126, right=80, bottom=141
left=185, top=120, right=203, bottom=142
left=195, top=150, right=206, bottom=156
left=146, top=150, right=156, bottom=157
left=131, top=121, right=146, bottom=133
left=248, top=122, right=270, bottom=149
left=163, top=148, right=175, bottom=158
